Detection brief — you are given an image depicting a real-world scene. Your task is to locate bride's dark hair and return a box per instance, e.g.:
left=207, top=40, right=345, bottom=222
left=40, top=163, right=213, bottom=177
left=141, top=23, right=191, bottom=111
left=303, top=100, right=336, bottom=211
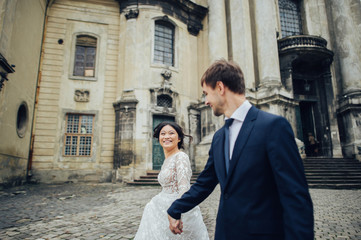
left=153, top=122, right=193, bottom=149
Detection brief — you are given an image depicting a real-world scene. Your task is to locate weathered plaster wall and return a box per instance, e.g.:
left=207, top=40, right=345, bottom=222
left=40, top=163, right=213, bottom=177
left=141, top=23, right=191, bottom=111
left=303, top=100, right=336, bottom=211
left=0, top=0, right=47, bottom=187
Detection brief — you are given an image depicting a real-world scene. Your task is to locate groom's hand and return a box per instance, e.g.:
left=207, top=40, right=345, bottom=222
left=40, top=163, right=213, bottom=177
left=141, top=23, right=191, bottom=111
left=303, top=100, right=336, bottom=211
left=168, top=214, right=183, bottom=234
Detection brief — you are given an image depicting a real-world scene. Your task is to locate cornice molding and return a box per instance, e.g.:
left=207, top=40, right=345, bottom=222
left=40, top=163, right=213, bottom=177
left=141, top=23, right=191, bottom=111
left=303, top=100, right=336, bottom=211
left=115, top=0, right=208, bottom=35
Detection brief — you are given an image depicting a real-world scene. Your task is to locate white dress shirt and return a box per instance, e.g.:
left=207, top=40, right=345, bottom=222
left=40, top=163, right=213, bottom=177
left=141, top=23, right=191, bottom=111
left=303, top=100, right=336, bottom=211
left=225, top=100, right=252, bottom=159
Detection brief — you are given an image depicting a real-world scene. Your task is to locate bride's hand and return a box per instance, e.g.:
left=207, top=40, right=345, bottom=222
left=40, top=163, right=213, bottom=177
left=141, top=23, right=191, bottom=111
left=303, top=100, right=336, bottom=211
left=168, top=214, right=183, bottom=234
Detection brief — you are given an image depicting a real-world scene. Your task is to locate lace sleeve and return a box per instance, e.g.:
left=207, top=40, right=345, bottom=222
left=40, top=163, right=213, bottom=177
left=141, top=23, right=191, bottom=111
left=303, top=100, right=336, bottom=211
left=175, top=153, right=192, bottom=198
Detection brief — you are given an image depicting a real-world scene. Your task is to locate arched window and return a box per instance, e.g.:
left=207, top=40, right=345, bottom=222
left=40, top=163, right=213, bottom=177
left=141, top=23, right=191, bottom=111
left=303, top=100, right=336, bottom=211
left=278, top=0, right=303, bottom=37
left=157, top=94, right=172, bottom=108
left=73, top=35, right=97, bottom=77
left=154, top=20, right=175, bottom=66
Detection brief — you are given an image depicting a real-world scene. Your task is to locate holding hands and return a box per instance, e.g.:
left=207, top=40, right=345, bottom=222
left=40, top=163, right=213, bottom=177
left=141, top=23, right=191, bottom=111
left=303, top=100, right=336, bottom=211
left=168, top=214, right=183, bottom=234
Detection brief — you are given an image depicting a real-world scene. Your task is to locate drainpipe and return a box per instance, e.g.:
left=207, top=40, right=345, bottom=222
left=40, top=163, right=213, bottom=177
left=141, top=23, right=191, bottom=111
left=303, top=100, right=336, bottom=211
left=26, top=0, right=53, bottom=182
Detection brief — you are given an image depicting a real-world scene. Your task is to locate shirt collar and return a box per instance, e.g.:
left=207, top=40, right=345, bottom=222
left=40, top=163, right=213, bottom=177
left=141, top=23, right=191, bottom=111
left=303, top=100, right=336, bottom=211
left=225, top=100, right=252, bottom=122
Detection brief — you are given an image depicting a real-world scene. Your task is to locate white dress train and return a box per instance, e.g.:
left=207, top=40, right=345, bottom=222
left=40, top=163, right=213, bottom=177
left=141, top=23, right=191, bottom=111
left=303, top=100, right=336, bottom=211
left=134, top=151, right=209, bottom=240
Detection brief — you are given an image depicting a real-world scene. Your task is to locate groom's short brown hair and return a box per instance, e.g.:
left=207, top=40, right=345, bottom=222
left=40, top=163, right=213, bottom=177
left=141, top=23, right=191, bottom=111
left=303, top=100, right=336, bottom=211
left=201, top=59, right=245, bottom=94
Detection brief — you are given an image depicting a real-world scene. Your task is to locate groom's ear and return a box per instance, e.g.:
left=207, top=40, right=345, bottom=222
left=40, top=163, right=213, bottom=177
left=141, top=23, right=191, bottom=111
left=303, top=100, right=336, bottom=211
left=216, top=81, right=226, bottom=95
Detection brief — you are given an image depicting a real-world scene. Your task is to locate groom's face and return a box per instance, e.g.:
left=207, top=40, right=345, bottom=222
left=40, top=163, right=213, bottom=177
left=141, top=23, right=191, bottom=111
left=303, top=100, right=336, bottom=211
left=202, top=82, right=224, bottom=117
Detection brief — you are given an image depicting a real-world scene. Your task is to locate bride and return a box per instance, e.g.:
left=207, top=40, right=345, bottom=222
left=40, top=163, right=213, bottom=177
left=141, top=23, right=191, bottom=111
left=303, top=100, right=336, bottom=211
left=134, top=122, right=209, bottom=240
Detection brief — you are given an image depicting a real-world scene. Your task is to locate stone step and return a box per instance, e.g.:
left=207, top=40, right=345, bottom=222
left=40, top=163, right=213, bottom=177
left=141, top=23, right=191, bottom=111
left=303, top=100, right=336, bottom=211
left=139, top=175, right=199, bottom=179
left=126, top=181, right=161, bottom=186
left=303, top=162, right=361, bottom=165
left=307, top=183, right=361, bottom=189
left=306, top=178, right=361, bottom=183
left=305, top=169, right=361, bottom=174
left=127, top=180, right=197, bottom=186
left=127, top=170, right=200, bottom=186
left=303, top=157, right=361, bottom=189
left=305, top=171, right=361, bottom=175
left=306, top=176, right=361, bottom=180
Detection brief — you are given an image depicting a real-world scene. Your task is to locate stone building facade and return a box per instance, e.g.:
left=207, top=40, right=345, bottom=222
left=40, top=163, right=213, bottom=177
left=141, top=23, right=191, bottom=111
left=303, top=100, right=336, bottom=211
left=1, top=0, right=360, bottom=186
left=0, top=0, right=47, bottom=187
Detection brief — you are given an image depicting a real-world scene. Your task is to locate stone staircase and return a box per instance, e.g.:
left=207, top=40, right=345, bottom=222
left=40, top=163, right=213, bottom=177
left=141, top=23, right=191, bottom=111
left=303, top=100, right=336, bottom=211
left=303, top=157, right=361, bottom=189
left=127, top=158, right=361, bottom=189
left=127, top=170, right=200, bottom=186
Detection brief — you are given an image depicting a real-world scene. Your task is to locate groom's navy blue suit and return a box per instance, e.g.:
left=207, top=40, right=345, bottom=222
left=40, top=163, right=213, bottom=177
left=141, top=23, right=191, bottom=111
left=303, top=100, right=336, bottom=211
left=168, top=106, right=314, bottom=239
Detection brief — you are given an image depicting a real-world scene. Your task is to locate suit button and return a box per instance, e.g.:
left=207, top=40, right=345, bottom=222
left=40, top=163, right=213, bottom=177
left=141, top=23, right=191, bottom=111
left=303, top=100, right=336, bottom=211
left=224, top=193, right=229, bottom=199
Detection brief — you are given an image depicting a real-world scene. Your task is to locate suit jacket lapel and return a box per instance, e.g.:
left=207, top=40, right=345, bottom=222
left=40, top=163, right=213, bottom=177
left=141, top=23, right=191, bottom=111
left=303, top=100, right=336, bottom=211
left=225, top=106, right=259, bottom=185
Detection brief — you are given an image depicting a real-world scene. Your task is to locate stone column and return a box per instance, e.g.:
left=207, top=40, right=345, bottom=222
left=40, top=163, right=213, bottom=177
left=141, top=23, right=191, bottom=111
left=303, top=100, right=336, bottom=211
left=229, top=0, right=255, bottom=90
left=194, top=102, right=222, bottom=171
left=329, top=0, right=361, bottom=94
left=321, top=66, right=342, bottom=157
left=188, top=106, right=200, bottom=170
left=122, top=6, right=139, bottom=90
left=303, top=0, right=331, bottom=40
left=208, top=0, right=228, bottom=62
left=316, top=0, right=332, bottom=41
left=330, top=0, right=361, bottom=160
left=254, top=0, right=282, bottom=95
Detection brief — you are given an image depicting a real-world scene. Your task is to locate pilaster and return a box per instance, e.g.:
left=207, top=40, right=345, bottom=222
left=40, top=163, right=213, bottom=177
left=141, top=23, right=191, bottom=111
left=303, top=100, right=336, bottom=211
left=329, top=0, right=361, bottom=94
left=187, top=105, right=200, bottom=170
left=330, top=0, right=361, bottom=160
left=337, top=92, right=361, bottom=160
left=229, top=0, right=255, bottom=90
left=208, top=0, right=228, bottom=62
left=113, top=91, right=138, bottom=169
left=254, top=0, right=282, bottom=92
left=122, top=8, right=138, bottom=91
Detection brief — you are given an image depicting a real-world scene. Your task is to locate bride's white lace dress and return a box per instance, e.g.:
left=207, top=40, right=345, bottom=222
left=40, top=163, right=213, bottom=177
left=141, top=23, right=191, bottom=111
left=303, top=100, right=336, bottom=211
left=134, top=151, right=209, bottom=240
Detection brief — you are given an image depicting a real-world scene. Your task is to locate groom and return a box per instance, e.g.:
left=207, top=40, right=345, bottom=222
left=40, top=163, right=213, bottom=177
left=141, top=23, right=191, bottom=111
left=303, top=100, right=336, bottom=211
left=167, top=59, right=314, bottom=239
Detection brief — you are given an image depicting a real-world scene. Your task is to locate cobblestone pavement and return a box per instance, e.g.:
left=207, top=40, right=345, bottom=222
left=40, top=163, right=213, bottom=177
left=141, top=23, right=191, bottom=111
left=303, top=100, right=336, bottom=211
left=0, top=183, right=360, bottom=240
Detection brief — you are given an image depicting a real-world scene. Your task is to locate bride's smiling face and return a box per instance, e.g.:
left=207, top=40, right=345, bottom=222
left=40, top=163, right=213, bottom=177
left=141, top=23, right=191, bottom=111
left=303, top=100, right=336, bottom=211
left=159, top=125, right=180, bottom=151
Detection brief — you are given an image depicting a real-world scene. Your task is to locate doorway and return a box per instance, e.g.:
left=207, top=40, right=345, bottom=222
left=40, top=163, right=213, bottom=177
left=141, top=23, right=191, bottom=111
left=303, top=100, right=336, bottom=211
left=299, top=101, right=320, bottom=156
left=152, top=115, right=175, bottom=170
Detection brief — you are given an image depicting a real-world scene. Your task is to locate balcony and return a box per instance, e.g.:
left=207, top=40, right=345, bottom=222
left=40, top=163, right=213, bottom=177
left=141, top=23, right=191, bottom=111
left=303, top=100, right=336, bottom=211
left=278, top=35, right=328, bottom=51
left=278, top=35, right=333, bottom=71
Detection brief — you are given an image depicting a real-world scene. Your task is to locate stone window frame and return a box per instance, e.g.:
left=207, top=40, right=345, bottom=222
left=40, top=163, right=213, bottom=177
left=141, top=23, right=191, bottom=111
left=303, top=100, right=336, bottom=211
left=151, top=16, right=178, bottom=69
left=69, top=32, right=100, bottom=81
left=63, top=113, right=94, bottom=157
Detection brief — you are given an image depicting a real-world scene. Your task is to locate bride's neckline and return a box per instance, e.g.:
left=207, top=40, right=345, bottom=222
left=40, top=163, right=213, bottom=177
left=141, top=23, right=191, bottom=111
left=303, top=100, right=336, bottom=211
left=164, top=151, right=182, bottom=160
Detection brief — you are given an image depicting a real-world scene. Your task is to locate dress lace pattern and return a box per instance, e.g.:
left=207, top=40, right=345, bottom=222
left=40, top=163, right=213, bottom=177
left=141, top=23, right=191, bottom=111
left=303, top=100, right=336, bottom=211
left=134, top=152, right=209, bottom=240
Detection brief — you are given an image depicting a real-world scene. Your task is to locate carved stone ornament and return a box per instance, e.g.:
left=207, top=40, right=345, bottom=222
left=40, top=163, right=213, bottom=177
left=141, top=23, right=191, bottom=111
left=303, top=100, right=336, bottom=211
left=124, top=8, right=139, bottom=20
left=161, top=69, right=172, bottom=80
left=74, top=89, right=90, bottom=102
left=188, top=20, right=202, bottom=36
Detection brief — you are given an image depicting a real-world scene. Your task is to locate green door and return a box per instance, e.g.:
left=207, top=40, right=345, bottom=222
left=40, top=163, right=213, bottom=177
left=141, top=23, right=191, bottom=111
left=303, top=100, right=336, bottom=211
left=152, top=115, right=175, bottom=170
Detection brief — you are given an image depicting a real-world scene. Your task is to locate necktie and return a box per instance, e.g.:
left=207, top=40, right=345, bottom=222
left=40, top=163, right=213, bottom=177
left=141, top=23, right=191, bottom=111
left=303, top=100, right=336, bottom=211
left=224, top=118, right=234, bottom=174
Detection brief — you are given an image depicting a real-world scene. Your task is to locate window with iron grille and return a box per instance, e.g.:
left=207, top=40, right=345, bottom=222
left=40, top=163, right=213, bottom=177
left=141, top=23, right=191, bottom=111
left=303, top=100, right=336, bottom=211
left=278, top=0, right=303, bottom=37
left=73, top=35, right=97, bottom=77
left=154, top=20, right=174, bottom=66
left=64, top=114, right=94, bottom=156
left=157, top=94, right=172, bottom=108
